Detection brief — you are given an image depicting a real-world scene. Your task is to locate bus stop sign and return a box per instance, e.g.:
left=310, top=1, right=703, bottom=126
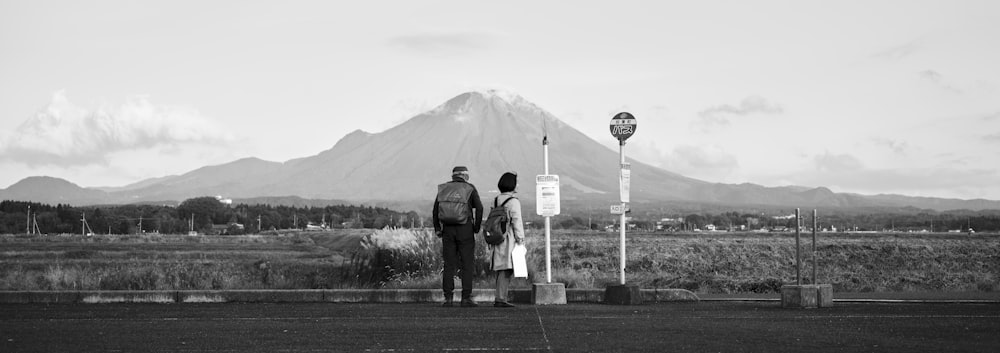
left=610, top=112, right=636, bottom=142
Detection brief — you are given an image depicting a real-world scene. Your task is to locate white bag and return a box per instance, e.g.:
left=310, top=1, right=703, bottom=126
left=512, top=243, right=528, bottom=278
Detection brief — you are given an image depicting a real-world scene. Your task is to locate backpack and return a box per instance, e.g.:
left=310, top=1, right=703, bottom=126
left=483, top=196, right=515, bottom=245
left=436, top=182, right=474, bottom=225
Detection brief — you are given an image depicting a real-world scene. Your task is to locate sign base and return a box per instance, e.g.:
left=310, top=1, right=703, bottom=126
left=604, top=284, right=643, bottom=305
left=531, top=283, right=567, bottom=305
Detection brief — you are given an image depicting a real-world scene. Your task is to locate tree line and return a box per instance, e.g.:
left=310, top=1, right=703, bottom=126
left=0, top=198, right=420, bottom=235
left=4, top=197, right=999, bottom=235
left=529, top=209, right=1000, bottom=232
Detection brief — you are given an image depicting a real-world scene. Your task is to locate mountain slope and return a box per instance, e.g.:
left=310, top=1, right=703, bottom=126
left=0, top=176, right=110, bottom=205
left=110, top=157, right=284, bottom=201
left=264, top=90, right=706, bottom=202
left=5, top=90, right=999, bottom=211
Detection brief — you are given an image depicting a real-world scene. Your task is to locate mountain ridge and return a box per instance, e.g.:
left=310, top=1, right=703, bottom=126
left=2, top=90, right=999, bottom=212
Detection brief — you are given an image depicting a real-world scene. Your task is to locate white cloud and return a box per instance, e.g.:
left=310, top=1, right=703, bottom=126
left=919, top=70, right=963, bottom=93
left=870, top=138, right=910, bottom=155
left=0, top=91, right=234, bottom=166
left=813, top=152, right=864, bottom=172
left=387, top=30, right=500, bottom=57
left=694, top=96, right=783, bottom=131
left=871, top=40, right=921, bottom=61
left=632, top=142, right=739, bottom=181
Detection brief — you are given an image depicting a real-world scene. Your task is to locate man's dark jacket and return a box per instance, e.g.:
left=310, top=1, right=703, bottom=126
left=433, top=178, right=484, bottom=234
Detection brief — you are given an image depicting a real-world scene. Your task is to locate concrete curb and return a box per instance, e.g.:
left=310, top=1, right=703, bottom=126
left=696, top=298, right=1000, bottom=304
left=0, top=289, right=699, bottom=304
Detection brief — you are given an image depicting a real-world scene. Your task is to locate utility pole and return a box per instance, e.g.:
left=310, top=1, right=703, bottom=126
left=257, top=215, right=262, bottom=233
left=138, top=216, right=143, bottom=235
left=27, top=205, right=31, bottom=235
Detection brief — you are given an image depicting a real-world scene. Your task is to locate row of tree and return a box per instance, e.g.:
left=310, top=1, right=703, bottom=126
left=0, top=198, right=420, bottom=235
left=3, top=198, right=1000, bottom=235
left=528, top=209, right=1000, bottom=232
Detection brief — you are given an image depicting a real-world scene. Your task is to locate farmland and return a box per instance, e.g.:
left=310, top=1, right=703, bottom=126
left=1, top=229, right=997, bottom=294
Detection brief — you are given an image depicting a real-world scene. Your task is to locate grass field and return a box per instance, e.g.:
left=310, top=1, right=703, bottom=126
left=1, top=229, right=997, bottom=294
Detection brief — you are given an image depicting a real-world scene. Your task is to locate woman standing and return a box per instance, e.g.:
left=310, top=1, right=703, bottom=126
left=491, top=172, right=524, bottom=308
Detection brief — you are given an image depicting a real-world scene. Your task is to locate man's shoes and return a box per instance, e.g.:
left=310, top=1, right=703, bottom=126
left=442, top=299, right=454, bottom=307
left=460, top=299, right=479, bottom=307
left=493, top=301, right=515, bottom=308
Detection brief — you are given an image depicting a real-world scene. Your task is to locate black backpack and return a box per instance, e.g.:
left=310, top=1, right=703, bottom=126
left=483, top=196, right=515, bottom=245
left=436, top=182, right=473, bottom=225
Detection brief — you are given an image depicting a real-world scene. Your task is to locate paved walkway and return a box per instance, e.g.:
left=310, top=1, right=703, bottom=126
left=3, top=301, right=998, bottom=352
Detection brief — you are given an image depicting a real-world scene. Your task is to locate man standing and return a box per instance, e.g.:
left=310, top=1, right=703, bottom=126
left=433, top=166, right=484, bottom=307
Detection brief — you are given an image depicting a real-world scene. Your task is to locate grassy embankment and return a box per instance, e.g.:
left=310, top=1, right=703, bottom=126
left=1, top=229, right=997, bottom=293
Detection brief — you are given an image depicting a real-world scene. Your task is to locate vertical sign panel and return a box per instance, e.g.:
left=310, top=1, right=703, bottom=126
left=619, top=163, right=631, bottom=203
left=536, top=175, right=560, bottom=216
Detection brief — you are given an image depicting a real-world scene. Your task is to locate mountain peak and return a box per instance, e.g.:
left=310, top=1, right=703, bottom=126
left=9, top=176, right=79, bottom=189
left=470, top=88, right=525, bottom=104
left=430, top=89, right=547, bottom=123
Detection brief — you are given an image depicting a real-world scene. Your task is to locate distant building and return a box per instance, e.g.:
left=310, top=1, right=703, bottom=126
left=215, top=195, right=233, bottom=205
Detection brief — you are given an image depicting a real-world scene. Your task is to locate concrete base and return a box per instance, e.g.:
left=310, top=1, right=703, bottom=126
left=531, top=283, right=567, bottom=305
left=817, top=284, right=834, bottom=307
left=604, top=285, right=643, bottom=305
left=781, top=285, right=818, bottom=308
left=0, top=288, right=701, bottom=304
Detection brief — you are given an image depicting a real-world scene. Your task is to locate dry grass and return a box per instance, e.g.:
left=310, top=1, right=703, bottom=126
left=1, top=230, right=997, bottom=293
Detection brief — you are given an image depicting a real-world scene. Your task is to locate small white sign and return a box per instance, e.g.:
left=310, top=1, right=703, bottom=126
left=610, top=204, right=631, bottom=214
left=619, top=163, right=631, bottom=203
left=536, top=174, right=560, bottom=217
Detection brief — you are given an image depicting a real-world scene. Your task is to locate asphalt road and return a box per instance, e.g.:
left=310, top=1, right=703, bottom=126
left=2, top=302, right=998, bottom=352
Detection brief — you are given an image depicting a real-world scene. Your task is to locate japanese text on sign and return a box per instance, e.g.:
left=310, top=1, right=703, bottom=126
left=619, top=163, right=631, bottom=203
left=609, top=112, right=637, bottom=141
left=535, top=175, right=560, bottom=216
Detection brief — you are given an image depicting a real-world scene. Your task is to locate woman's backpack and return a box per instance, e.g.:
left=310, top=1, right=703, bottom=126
left=483, top=196, right=515, bottom=245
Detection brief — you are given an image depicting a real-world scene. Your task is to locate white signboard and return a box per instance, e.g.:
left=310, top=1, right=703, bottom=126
left=536, top=175, right=560, bottom=216
left=619, top=163, right=631, bottom=203
left=610, top=204, right=631, bottom=215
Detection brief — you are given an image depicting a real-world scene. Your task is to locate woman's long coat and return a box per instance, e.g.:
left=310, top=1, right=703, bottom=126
left=490, top=193, right=525, bottom=271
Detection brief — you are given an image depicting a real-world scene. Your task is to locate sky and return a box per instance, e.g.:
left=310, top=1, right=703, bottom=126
left=1, top=0, right=999, bottom=200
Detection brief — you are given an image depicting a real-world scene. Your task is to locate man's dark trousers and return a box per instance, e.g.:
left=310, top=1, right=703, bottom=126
left=441, top=222, right=476, bottom=300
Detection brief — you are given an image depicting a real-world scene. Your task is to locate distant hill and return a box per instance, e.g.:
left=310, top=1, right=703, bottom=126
left=3, top=90, right=999, bottom=212
left=0, top=176, right=111, bottom=205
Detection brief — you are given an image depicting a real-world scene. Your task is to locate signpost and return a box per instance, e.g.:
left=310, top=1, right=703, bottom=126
left=532, top=135, right=567, bottom=304
left=536, top=173, right=560, bottom=284
left=610, top=112, right=635, bottom=286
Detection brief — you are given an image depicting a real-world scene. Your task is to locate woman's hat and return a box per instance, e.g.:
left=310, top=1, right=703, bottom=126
left=498, top=172, right=517, bottom=192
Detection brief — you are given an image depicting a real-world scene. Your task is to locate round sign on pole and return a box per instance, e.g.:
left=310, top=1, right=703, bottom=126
left=609, top=112, right=636, bottom=142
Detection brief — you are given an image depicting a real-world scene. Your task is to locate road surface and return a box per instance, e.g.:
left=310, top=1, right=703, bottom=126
left=2, top=302, right=998, bottom=352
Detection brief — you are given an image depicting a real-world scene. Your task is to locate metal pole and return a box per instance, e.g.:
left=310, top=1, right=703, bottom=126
left=619, top=141, right=626, bottom=285
left=812, top=209, right=818, bottom=284
left=795, top=208, right=801, bottom=286
left=543, top=136, right=552, bottom=283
